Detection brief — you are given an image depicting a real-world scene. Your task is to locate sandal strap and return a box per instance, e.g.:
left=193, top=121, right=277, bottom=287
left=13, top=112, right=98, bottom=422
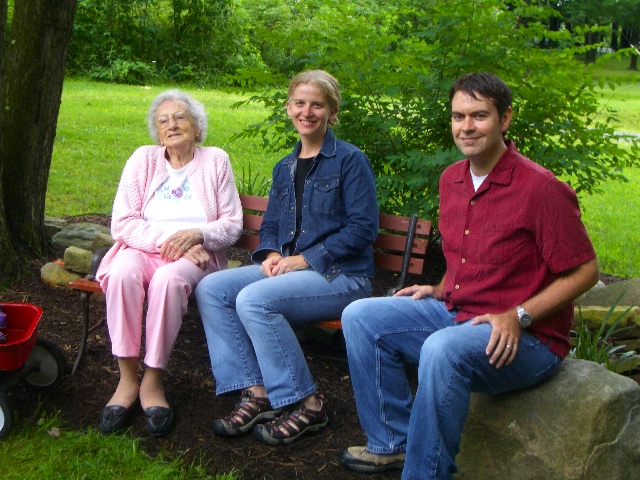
left=266, top=395, right=326, bottom=438
left=226, top=390, right=272, bottom=427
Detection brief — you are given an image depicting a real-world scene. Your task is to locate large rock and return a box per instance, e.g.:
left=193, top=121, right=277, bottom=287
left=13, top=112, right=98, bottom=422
left=51, top=222, right=111, bottom=251
left=40, top=262, right=81, bottom=288
left=457, top=359, right=640, bottom=479
left=63, top=246, right=94, bottom=275
left=577, top=278, right=640, bottom=308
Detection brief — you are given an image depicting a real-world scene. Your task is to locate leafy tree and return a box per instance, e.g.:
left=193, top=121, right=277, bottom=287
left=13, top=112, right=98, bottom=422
left=231, top=0, right=640, bottom=220
left=67, top=0, right=250, bottom=85
left=0, top=0, right=76, bottom=286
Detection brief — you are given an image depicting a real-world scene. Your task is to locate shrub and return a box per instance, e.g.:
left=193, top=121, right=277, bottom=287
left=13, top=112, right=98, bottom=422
left=228, top=0, right=640, bottom=219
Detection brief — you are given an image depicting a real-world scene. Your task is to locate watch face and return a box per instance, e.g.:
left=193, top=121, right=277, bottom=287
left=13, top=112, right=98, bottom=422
left=517, top=306, right=532, bottom=327
left=519, top=315, right=532, bottom=327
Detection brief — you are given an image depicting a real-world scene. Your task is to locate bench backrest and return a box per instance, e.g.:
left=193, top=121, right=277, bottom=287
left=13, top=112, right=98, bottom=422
left=237, top=194, right=431, bottom=281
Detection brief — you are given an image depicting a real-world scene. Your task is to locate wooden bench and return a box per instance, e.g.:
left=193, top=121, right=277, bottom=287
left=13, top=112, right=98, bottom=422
left=69, top=194, right=432, bottom=373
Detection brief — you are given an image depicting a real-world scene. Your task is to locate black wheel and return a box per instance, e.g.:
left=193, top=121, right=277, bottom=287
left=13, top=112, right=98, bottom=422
left=0, top=390, right=12, bottom=440
left=22, top=338, right=67, bottom=391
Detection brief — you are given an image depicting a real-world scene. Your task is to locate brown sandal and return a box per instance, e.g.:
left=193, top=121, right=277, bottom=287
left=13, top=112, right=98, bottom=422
left=253, top=394, right=328, bottom=445
left=212, top=389, right=282, bottom=437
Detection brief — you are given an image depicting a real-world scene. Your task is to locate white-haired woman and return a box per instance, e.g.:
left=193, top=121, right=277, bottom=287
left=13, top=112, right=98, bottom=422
left=96, top=89, right=243, bottom=437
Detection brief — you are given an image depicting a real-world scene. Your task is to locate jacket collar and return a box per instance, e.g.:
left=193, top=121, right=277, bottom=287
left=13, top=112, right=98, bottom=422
left=290, top=129, right=338, bottom=163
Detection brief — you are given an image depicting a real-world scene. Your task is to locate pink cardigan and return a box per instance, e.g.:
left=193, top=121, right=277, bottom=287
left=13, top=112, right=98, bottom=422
left=96, top=145, right=243, bottom=280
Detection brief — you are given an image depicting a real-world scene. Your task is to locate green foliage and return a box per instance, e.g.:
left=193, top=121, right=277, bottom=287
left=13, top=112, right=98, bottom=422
left=570, top=294, right=639, bottom=371
left=228, top=0, right=640, bottom=219
left=1, top=413, right=234, bottom=479
left=67, top=0, right=255, bottom=86
left=236, top=161, right=271, bottom=196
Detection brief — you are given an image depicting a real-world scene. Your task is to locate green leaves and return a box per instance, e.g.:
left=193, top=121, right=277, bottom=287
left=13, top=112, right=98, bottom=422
left=570, top=294, right=640, bottom=372
left=231, top=0, right=640, bottom=219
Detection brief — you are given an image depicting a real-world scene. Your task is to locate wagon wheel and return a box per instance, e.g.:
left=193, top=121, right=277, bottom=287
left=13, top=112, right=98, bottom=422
left=22, top=338, right=67, bottom=392
left=0, top=390, right=12, bottom=439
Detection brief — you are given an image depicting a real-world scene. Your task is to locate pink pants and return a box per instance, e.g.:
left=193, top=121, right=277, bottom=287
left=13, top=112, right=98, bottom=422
left=100, top=248, right=217, bottom=369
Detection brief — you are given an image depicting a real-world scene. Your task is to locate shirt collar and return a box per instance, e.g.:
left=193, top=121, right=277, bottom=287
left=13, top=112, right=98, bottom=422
left=453, top=140, right=520, bottom=187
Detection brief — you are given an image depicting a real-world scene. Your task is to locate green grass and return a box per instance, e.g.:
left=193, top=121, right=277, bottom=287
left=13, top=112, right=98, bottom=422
left=1, top=414, right=232, bottom=479
left=49, top=79, right=279, bottom=216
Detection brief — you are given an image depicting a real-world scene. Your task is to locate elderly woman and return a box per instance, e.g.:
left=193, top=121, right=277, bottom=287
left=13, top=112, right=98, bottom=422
left=196, top=70, right=378, bottom=445
left=96, top=89, right=243, bottom=437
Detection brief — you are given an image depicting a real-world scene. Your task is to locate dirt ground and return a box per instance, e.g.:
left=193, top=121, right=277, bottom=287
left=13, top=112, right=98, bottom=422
left=0, top=215, right=448, bottom=479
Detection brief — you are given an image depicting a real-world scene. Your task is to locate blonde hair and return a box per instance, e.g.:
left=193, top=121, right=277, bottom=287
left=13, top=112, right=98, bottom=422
left=287, top=70, right=341, bottom=126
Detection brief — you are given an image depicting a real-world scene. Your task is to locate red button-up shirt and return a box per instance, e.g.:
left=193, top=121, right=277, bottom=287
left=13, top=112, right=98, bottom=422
left=439, top=141, right=596, bottom=357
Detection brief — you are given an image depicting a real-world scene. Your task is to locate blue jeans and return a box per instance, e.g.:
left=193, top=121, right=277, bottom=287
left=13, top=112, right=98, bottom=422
left=341, top=296, right=562, bottom=480
left=195, top=264, right=370, bottom=408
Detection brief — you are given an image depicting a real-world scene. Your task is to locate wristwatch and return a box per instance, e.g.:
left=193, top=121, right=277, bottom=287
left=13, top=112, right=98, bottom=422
left=516, top=305, right=532, bottom=328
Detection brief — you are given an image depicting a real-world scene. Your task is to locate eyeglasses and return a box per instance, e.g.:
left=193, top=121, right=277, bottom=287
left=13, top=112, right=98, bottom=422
left=156, top=111, right=191, bottom=129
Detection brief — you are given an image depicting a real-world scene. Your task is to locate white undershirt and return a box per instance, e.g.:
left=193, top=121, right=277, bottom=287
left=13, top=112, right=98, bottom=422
left=143, top=163, right=208, bottom=245
left=470, top=170, right=488, bottom=191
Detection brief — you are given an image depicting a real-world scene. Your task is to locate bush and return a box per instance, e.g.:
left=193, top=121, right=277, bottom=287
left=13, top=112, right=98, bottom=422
left=228, top=0, right=640, bottom=219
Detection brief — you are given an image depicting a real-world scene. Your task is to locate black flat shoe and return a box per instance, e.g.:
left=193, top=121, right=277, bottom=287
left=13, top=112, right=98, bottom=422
left=144, top=405, right=174, bottom=437
left=100, top=403, right=136, bottom=434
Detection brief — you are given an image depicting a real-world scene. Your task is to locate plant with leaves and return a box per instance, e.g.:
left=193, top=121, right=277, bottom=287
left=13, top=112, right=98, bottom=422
left=570, top=295, right=639, bottom=372
left=229, top=0, right=640, bottom=220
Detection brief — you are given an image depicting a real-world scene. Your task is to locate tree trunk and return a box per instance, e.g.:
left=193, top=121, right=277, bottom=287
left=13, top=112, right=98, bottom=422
left=629, top=28, right=639, bottom=71
left=0, top=0, right=76, bottom=285
left=0, top=0, right=22, bottom=285
left=1, top=0, right=76, bottom=255
left=611, top=23, right=619, bottom=50
left=585, top=30, right=598, bottom=63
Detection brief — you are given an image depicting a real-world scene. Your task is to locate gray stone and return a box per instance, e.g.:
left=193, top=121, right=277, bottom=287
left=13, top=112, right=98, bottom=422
left=91, top=232, right=115, bottom=251
left=573, top=305, right=640, bottom=338
left=457, top=358, right=640, bottom=479
left=63, top=246, right=94, bottom=275
left=577, top=278, right=640, bottom=308
left=51, top=222, right=111, bottom=251
left=40, top=262, right=81, bottom=288
left=44, top=216, right=68, bottom=237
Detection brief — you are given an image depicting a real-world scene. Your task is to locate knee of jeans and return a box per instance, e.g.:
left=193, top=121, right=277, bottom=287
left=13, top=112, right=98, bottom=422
left=342, top=299, right=371, bottom=338
left=420, top=330, right=458, bottom=364
left=235, top=286, right=262, bottom=317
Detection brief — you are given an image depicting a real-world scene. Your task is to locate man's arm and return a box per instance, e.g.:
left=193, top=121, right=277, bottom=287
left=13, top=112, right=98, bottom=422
left=472, top=258, right=599, bottom=368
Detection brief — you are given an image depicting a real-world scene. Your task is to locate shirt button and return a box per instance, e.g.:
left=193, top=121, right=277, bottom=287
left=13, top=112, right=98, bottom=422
left=290, top=206, right=294, bottom=211
left=290, top=231, right=294, bottom=235
left=464, top=230, right=470, bottom=235
left=455, top=284, right=460, bottom=290
left=306, top=180, right=310, bottom=184
left=461, top=258, right=466, bottom=263
left=470, top=200, right=475, bottom=205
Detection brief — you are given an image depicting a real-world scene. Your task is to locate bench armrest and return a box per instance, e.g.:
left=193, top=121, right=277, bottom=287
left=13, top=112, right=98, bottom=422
left=386, top=213, right=418, bottom=296
left=87, top=247, right=109, bottom=281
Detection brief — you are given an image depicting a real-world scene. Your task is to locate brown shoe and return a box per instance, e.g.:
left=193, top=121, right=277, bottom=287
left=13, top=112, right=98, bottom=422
left=339, top=446, right=405, bottom=473
left=212, top=389, right=282, bottom=437
left=253, top=394, right=328, bottom=445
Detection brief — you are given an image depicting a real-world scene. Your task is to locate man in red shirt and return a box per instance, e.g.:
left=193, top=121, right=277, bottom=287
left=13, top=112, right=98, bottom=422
left=339, top=72, right=599, bottom=479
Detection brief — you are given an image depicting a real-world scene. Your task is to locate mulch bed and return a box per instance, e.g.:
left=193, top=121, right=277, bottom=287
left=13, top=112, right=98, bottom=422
left=0, top=214, right=447, bottom=479
left=1, top=214, right=628, bottom=478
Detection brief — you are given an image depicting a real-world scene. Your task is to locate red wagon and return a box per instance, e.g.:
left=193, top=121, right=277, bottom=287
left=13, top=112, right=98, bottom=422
left=0, top=302, right=67, bottom=439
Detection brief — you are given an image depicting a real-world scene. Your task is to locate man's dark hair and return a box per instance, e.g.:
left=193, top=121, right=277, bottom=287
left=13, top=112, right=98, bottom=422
left=449, top=72, right=512, bottom=118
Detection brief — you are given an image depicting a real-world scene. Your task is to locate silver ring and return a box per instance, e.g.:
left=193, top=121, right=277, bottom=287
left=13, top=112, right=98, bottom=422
left=506, top=345, right=512, bottom=348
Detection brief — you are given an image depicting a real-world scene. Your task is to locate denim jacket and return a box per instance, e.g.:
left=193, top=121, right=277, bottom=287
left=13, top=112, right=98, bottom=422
left=252, top=129, right=378, bottom=281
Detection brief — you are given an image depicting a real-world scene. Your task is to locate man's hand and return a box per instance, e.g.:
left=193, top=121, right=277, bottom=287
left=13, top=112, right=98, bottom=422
left=470, top=310, right=520, bottom=368
left=183, top=244, right=210, bottom=270
left=393, top=283, right=444, bottom=301
left=260, top=252, right=309, bottom=277
left=160, top=228, right=204, bottom=260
